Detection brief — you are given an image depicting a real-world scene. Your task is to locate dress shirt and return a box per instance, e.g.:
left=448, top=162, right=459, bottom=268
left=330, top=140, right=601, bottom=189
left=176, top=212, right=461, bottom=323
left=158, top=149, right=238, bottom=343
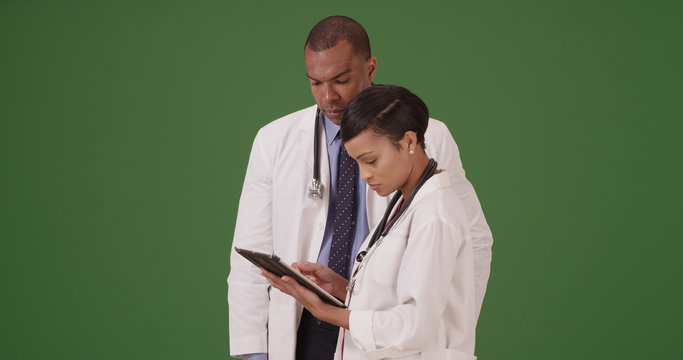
left=242, top=353, right=267, bottom=360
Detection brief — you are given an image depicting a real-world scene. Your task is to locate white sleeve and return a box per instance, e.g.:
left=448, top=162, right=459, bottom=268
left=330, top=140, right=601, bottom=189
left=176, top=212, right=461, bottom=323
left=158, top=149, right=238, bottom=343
left=425, top=119, right=493, bottom=318
left=227, top=128, right=274, bottom=356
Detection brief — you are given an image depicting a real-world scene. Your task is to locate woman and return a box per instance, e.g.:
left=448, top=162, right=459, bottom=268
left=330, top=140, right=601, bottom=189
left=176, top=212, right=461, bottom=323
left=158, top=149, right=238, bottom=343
left=262, top=85, right=477, bottom=359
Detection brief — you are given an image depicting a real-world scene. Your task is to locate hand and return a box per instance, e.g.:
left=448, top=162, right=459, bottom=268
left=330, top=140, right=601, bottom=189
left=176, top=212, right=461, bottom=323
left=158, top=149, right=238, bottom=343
left=260, top=269, right=326, bottom=312
left=260, top=268, right=350, bottom=330
left=292, top=262, right=349, bottom=301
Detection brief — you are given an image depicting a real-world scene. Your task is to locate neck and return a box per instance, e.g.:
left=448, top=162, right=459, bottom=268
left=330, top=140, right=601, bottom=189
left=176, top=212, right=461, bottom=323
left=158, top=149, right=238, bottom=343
left=399, top=154, right=430, bottom=198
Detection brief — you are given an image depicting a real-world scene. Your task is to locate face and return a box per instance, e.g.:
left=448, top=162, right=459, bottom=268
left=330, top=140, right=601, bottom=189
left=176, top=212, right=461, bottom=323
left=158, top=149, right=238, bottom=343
left=305, top=41, right=377, bottom=124
left=344, top=129, right=412, bottom=197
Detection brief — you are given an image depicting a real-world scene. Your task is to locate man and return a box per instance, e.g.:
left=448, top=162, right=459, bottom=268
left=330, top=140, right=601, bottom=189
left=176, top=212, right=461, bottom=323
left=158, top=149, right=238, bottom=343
left=228, top=16, right=492, bottom=360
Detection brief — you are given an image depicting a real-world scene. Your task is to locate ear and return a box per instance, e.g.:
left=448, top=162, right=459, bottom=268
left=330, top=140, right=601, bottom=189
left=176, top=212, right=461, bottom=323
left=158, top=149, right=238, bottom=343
left=366, top=56, right=377, bottom=82
left=399, top=131, right=418, bottom=152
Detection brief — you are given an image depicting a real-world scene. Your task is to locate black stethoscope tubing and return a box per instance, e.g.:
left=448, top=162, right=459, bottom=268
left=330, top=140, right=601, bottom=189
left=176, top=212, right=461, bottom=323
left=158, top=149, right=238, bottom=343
left=355, top=158, right=438, bottom=263
left=307, top=108, right=324, bottom=199
left=313, top=107, right=321, bottom=185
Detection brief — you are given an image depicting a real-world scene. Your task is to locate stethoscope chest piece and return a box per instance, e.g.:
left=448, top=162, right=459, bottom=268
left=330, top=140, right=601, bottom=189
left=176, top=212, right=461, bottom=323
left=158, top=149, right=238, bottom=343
left=308, top=179, right=324, bottom=199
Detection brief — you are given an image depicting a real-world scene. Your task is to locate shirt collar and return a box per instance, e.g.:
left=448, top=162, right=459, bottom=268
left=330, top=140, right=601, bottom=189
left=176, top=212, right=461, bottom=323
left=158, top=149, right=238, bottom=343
left=322, top=114, right=341, bottom=145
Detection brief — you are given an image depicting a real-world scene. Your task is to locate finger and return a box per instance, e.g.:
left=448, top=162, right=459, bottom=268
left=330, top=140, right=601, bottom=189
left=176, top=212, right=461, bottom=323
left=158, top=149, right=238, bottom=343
left=280, top=275, right=299, bottom=287
left=260, top=269, right=277, bottom=282
left=261, top=270, right=287, bottom=288
left=281, top=276, right=313, bottom=294
left=263, top=274, right=298, bottom=297
left=299, top=262, right=322, bottom=274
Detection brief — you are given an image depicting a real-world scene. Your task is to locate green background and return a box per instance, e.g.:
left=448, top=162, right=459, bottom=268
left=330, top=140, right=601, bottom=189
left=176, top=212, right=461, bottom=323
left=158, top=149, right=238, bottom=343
left=1, top=0, right=681, bottom=359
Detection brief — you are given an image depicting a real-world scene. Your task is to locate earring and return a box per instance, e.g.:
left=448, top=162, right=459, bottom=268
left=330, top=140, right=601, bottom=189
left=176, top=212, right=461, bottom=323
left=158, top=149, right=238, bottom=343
left=409, top=149, right=414, bottom=155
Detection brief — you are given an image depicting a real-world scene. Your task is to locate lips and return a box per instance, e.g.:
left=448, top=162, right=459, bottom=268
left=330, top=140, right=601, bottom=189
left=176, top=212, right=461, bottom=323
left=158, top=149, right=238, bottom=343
left=326, top=108, right=345, bottom=118
left=368, top=184, right=380, bottom=191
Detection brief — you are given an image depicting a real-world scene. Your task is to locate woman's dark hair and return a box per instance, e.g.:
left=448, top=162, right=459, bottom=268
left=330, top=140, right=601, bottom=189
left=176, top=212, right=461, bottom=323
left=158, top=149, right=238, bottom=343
left=341, top=85, right=429, bottom=149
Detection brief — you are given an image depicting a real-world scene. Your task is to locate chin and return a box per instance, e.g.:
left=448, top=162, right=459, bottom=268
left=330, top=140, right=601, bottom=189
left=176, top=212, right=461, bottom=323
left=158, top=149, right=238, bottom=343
left=376, top=189, right=394, bottom=197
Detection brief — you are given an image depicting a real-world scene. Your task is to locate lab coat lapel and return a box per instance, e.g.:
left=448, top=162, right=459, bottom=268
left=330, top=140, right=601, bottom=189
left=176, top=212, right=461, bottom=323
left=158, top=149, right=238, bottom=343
left=297, top=107, right=331, bottom=263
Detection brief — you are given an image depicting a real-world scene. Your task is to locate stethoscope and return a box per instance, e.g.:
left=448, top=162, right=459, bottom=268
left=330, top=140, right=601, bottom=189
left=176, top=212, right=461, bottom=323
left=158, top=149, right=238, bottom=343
left=307, top=108, right=324, bottom=199
left=346, top=158, right=438, bottom=292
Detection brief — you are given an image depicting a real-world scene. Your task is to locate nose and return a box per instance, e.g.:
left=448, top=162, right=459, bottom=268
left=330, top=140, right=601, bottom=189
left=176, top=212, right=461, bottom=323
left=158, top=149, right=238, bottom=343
left=359, top=165, right=372, bottom=182
left=323, top=84, right=340, bottom=102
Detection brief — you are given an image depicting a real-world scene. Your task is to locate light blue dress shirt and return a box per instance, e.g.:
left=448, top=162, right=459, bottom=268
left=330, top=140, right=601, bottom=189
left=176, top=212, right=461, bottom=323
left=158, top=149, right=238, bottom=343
left=242, top=353, right=267, bottom=360
left=242, top=116, right=370, bottom=360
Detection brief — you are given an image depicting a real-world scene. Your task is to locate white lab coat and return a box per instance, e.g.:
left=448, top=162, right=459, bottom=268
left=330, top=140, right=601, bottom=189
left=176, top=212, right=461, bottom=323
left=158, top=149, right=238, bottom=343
left=337, top=172, right=476, bottom=360
left=227, top=105, right=491, bottom=359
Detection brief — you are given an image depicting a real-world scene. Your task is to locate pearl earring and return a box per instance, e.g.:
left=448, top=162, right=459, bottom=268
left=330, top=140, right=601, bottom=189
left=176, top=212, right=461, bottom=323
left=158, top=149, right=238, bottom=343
left=409, top=149, right=414, bottom=155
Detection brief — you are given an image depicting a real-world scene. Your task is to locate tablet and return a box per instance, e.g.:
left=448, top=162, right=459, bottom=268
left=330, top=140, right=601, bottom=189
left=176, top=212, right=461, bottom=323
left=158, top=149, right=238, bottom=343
left=234, top=247, right=347, bottom=308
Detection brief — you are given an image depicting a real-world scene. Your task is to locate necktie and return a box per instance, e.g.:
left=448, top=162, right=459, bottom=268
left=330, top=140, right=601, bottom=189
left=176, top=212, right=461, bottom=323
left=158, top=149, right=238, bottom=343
left=328, top=144, right=357, bottom=278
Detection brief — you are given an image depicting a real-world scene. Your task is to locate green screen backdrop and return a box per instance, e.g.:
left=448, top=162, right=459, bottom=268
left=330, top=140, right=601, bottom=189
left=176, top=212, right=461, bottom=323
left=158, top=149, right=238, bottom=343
left=1, top=0, right=681, bottom=359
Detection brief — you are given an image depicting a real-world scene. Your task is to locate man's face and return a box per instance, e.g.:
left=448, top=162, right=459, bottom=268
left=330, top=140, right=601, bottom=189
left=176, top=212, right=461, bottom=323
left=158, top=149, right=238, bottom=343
left=304, top=41, right=377, bottom=124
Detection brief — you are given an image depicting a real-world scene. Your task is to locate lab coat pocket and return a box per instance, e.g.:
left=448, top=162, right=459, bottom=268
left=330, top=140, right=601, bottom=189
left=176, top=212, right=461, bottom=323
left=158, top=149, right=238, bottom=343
left=367, top=232, right=408, bottom=287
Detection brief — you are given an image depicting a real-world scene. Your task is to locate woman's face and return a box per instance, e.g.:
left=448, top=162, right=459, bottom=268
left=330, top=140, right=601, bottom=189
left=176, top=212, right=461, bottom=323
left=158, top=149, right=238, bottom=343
left=344, top=128, right=412, bottom=197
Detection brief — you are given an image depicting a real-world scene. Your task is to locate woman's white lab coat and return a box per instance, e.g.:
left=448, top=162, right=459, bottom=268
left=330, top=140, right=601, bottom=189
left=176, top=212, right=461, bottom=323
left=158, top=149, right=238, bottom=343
left=336, top=171, right=477, bottom=360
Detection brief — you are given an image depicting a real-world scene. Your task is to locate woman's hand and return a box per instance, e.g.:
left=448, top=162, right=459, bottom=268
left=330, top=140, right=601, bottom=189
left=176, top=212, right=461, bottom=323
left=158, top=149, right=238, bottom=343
left=260, top=269, right=325, bottom=311
left=260, top=267, right=351, bottom=329
left=292, top=261, right=349, bottom=301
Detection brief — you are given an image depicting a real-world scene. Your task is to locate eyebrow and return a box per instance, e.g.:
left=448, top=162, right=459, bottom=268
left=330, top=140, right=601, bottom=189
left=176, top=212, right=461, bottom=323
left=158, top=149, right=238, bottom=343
left=354, top=151, right=374, bottom=160
left=306, top=69, right=352, bottom=82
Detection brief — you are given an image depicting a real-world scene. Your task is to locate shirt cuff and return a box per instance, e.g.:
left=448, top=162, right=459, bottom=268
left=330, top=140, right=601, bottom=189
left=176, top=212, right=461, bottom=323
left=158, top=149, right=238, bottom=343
left=242, top=353, right=268, bottom=360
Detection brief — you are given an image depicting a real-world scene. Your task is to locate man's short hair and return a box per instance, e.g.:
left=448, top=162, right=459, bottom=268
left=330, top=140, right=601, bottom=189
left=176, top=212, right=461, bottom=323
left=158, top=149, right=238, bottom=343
left=304, top=15, right=371, bottom=59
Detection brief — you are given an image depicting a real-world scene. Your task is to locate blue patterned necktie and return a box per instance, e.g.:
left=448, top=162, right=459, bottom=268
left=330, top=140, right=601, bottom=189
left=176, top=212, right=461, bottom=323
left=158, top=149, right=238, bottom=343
left=328, top=144, right=357, bottom=278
